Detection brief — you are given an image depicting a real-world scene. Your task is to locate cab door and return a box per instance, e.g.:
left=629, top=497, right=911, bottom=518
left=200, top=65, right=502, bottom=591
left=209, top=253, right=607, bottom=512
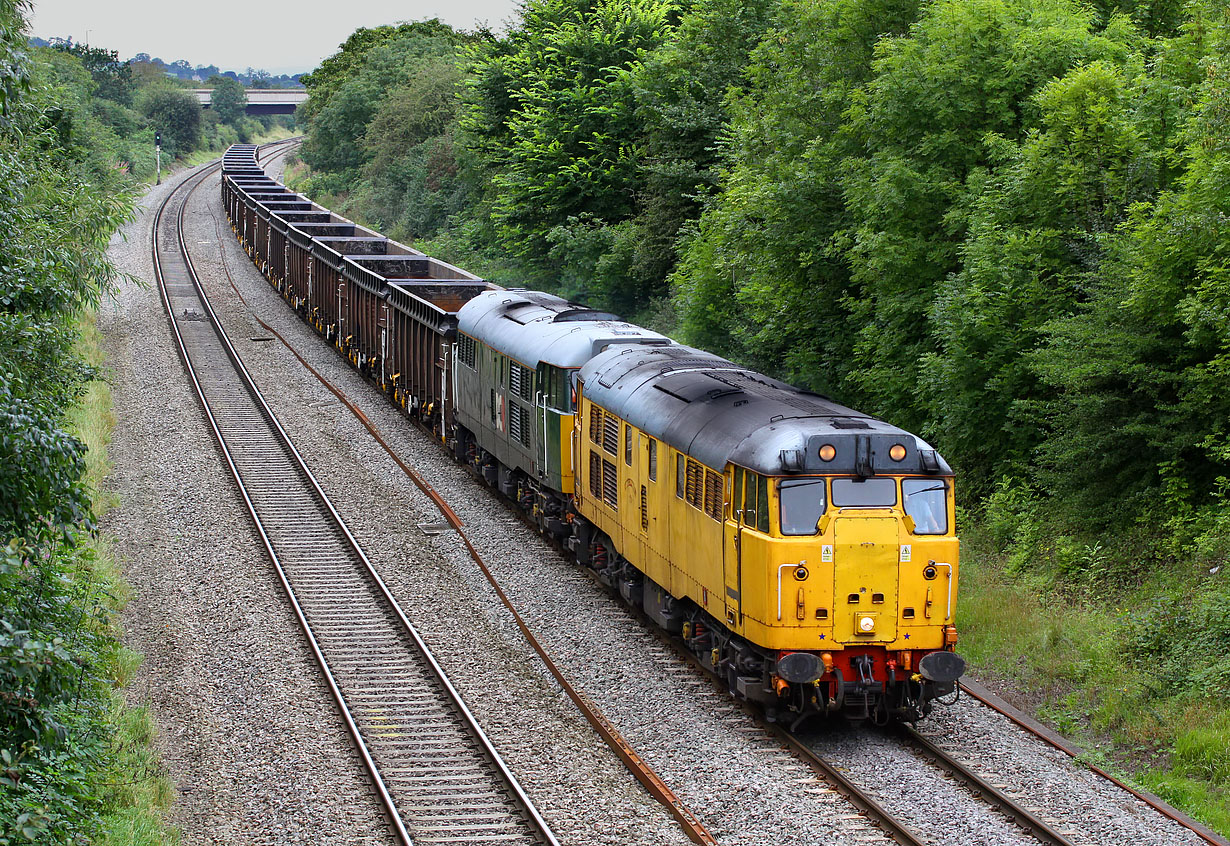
left=722, top=467, right=746, bottom=628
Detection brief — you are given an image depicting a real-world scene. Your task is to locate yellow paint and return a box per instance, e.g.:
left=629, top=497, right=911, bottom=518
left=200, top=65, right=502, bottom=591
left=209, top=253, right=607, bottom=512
left=573, top=391, right=959, bottom=656
left=832, top=516, right=898, bottom=643
left=558, top=413, right=575, bottom=494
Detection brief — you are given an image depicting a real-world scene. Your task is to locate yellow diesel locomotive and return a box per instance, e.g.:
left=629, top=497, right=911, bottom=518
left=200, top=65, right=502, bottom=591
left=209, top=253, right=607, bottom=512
left=569, top=343, right=963, bottom=722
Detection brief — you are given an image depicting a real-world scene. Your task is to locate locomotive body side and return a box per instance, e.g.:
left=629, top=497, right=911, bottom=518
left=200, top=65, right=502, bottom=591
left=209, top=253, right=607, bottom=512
left=453, top=290, right=667, bottom=506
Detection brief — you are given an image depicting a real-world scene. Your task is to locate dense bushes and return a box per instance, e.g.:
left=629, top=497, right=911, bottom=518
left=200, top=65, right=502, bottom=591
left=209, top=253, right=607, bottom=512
left=296, top=1, right=1230, bottom=563
left=135, top=86, right=199, bottom=156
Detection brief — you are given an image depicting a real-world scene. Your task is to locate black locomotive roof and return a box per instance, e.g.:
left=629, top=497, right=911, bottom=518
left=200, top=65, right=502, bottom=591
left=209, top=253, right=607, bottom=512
left=580, top=344, right=953, bottom=478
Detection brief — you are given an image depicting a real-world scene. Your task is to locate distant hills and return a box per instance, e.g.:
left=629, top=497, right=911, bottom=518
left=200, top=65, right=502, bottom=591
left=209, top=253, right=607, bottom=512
left=27, top=36, right=306, bottom=87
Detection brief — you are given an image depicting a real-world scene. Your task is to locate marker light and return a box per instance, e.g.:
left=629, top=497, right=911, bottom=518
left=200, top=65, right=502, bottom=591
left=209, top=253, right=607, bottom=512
left=859, top=616, right=876, bottom=633
left=890, top=444, right=907, bottom=461
left=818, top=444, right=837, bottom=462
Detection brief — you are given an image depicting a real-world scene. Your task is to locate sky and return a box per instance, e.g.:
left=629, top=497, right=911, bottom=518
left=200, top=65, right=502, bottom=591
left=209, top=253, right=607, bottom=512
left=28, top=0, right=522, bottom=75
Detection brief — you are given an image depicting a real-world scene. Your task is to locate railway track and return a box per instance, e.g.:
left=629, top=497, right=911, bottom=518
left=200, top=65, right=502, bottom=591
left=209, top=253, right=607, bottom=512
left=190, top=143, right=1224, bottom=846
left=209, top=143, right=720, bottom=846
left=153, top=147, right=559, bottom=846
left=653, top=627, right=1082, bottom=846
left=789, top=721, right=1077, bottom=846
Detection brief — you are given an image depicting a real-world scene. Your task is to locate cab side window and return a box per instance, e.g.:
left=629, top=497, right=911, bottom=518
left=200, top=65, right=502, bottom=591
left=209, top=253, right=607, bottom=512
left=733, top=467, right=744, bottom=521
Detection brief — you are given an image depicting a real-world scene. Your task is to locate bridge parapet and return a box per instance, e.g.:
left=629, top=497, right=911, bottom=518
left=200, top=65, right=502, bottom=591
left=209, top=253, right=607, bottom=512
left=193, top=89, right=307, bottom=115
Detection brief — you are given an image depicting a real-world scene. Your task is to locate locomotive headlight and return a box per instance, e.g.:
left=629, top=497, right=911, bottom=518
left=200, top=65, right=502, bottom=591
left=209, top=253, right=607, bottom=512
left=818, top=444, right=837, bottom=462
left=890, top=444, right=907, bottom=461
left=858, top=615, right=876, bottom=633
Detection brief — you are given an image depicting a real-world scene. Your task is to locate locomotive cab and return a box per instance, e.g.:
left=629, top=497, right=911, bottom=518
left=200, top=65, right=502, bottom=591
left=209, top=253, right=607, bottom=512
left=725, top=466, right=964, bottom=722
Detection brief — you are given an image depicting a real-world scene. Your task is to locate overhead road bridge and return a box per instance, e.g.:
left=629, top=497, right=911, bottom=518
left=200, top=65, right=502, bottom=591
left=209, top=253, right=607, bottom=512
left=193, top=89, right=308, bottom=115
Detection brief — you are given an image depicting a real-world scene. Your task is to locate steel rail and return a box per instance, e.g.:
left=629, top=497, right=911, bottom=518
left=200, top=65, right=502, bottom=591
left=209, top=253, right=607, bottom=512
left=634, top=623, right=926, bottom=846
left=655, top=618, right=1066, bottom=846
left=957, top=680, right=1230, bottom=846
left=209, top=146, right=719, bottom=846
left=153, top=151, right=558, bottom=846
left=893, top=723, right=1076, bottom=846
left=154, top=155, right=414, bottom=845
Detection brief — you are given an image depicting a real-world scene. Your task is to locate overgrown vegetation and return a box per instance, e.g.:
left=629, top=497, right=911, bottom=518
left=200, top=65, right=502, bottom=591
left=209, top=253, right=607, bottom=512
left=1, top=1, right=175, bottom=841
left=293, top=0, right=1230, bottom=831
left=32, top=39, right=295, bottom=174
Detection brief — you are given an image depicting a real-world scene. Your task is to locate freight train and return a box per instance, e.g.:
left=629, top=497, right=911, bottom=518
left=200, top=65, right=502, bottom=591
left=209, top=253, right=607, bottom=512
left=220, top=144, right=965, bottom=723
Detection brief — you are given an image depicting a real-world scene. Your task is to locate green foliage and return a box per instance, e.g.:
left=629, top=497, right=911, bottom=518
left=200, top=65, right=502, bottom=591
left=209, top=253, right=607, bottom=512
left=672, top=0, right=921, bottom=378
left=925, top=59, right=1153, bottom=493
left=50, top=42, right=133, bottom=105
left=300, top=20, right=463, bottom=117
left=462, top=0, right=677, bottom=310
left=135, top=85, right=200, bottom=156
left=358, top=57, right=471, bottom=240
left=300, top=20, right=472, bottom=179
left=0, top=390, right=90, bottom=541
left=631, top=0, right=778, bottom=289
left=207, top=75, right=246, bottom=125
left=0, top=538, right=113, bottom=845
left=0, top=0, right=30, bottom=130
left=1033, top=1, right=1230, bottom=525
left=1128, top=583, right=1230, bottom=696
left=841, top=0, right=1137, bottom=434
left=0, top=4, right=173, bottom=843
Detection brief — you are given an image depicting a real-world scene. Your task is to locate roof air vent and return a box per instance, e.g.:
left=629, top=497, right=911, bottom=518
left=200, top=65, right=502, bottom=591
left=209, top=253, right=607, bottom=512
left=554, top=308, right=621, bottom=323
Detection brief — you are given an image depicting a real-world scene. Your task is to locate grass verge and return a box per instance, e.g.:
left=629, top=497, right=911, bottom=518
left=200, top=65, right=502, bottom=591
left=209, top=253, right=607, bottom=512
left=69, top=311, right=179, bottom=846
left=957, top=522, right=1230, bottom=837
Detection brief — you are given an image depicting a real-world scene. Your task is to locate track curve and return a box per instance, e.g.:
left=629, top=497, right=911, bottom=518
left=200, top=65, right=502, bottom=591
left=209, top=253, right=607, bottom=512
left=153, top=147, right=559, bottom=846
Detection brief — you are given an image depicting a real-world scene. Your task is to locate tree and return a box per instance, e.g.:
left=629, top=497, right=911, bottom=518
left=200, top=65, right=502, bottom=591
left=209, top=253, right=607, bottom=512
left=51, top=42, right=132, bottom=104
left=671, top=0, right=922, bottom=380
left=630, top=0, right=779, bottom=299
left=359, top=56, right=468, bottom=238
left=208, top=74, right=247, bottom=124
left=247, top=67, right=273, bottom=88
left=924, top=60, right=1152, bottom=494
left=1033, top=0, right=1230, bottom=524
left=839, top=0, right=1139, bottom=435
left=300, top=20, right=462, bottom=120
left=136, top=85, right=200, bottom=153
left=461, top=0, right=677, bottom=308
left=300, top=21, right=471, bottom=179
